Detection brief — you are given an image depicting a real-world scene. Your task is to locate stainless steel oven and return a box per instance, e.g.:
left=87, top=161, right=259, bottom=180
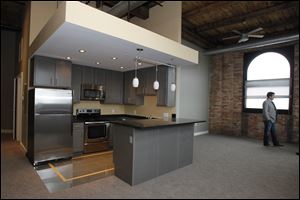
left=84, top=121, right=111, bottom=153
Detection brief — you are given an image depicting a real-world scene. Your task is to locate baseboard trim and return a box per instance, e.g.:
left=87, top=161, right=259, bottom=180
left=194, top=130, right=208, bottom=136
left=20, top=142, right=27, bottom=153
left=1, top=129, right=13, bottom=134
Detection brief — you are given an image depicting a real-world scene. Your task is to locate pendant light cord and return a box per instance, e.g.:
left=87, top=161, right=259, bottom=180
left=135, top=58, right=137, bottom=77
left=155, top=65, right=158, bottom=81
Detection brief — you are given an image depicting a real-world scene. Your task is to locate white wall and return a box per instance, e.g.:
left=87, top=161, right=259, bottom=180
left=177, top=39, right=211, bottom=133
left=30, top=1, right=62, bottom=45
left=130, top=1, right=181, bottom=43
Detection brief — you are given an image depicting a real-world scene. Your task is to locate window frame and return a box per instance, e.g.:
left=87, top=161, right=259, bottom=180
left=243, top=46, right=294, bottom=114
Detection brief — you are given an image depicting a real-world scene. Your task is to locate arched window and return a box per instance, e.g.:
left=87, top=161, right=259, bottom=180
left=244, top=47, right=292, bottom=113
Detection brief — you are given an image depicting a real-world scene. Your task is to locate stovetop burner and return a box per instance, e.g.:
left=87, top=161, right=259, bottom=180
left=76, top=108, right=102, bottom=121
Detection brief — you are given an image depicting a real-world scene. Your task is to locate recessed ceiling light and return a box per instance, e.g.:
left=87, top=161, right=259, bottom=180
left=112, top=57, right=117, bottom=60
left=120, top=66, right=124, bottom=69
left=66, top=56, right=71, bottom=60
left=137, top=62, right=142, bottom=66
left=96, top=62, right=100, bottom=65
left=79, top=49, right=87, bottom=53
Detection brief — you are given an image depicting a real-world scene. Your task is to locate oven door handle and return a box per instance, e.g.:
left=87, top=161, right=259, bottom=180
left=84, top=121, right=108, bottom=125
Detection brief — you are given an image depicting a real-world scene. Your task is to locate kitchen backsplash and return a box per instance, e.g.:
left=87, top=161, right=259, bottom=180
left=73, top=101, right=125, bottom=115
left=125, top=96, right=176, bottom=119
left=73, top=96, right=175, bottom=118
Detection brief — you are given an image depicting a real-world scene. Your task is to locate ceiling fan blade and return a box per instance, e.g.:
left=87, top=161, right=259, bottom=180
left=248, top=27, right=263, bottom=34
left=232, top=30, right=242, bottom=35
left=248, top=34, right=264, bottom=38
left=238, top=37, right=249, bottom=43
left=222, top=35, right=240, bottom=40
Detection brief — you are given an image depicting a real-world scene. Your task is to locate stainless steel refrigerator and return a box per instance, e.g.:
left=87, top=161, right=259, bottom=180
left=27, top=88, right=73, bottom=166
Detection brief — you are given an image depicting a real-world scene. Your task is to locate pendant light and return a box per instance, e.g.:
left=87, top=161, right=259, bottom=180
left=132, top=48, right=143, bottom=88
left=132, top=58, right=139, bottom=88
left=153, top=65, right=159, bottom=90
left=170, top=67, right=176, bottom=92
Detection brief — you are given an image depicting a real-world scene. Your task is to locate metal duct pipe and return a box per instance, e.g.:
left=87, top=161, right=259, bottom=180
left=203, top=33, right=299, bottom=55
left=108, top=1, right=147, bottom=17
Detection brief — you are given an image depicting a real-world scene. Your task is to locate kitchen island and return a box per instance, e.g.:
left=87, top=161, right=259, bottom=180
left=110, top=118, right=204, bottom=186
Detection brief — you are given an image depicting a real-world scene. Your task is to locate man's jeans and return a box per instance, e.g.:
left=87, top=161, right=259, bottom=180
left=264, top=120, right=279, bottom=146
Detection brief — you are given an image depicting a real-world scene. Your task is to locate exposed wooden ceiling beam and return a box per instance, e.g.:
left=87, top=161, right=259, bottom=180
left=130, top=5, right=149, bottom=20
left=183, top=1, right=234, bottom=18
left=182, top=19, right=217, bottom=48
left=182, top=21, right=215, bottom=49
left=195, top=1, right=298, bottom=33
left=182, top=27, right=209, bottom=49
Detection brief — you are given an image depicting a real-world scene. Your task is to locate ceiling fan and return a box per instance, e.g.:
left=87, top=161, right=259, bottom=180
left=223, top=27, right=264, bottom=43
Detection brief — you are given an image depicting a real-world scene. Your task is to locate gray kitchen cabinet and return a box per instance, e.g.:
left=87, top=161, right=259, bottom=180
left=112, top=123, right=194, bottom=186
left=73, top=122, right=84, bottom=153
left=94, top=68, right=106, bottom=86
left=157, top=66, right=176, bottom=107
left=123, top=70, right=144, bottom=105
left=81, top=67, right=94, bottom=85
left=71, top=65, right=82, bottom=103
left=55, top=59, right=72, bottom=88
left=104, top=70, right=123, bottom=104
left=136, top=67, right=156, bottom=96
left=81, top=66, right=106, bottom=86
left=31, top=55, right=71, bottom=88
left=144, top=67, right=156, bottom=95
left=136, top=68, right=146, bottom=95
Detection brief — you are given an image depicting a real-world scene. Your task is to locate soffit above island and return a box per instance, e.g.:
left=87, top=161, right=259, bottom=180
left=29, top=1, right=198, bottom=72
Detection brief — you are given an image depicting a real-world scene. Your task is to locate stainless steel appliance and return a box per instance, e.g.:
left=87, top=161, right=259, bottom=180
left=81, top=84, right=105, bottom=101
left=27, top=88, right=73, bottom=166
left=76, top=109, right=111, bottom=153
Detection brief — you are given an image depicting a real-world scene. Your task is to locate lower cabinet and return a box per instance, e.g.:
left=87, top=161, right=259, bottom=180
left=73, top=122, right=84, bottom=153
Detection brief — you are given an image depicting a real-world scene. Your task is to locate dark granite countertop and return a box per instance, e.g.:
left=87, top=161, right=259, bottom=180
left=111, top=118, right=205, bottom=129
left=72, top=114, right=148, bottom=123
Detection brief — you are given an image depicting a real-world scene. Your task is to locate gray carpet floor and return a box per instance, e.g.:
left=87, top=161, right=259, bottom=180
left=1, top=133, right=299, bottom=199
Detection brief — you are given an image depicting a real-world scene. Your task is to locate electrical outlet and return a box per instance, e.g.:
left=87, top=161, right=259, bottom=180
left=112, top=109, right=115, bottom=114
left=134, top=110, right=136, bottom=115
left=163, top=113, right=169, bottom=118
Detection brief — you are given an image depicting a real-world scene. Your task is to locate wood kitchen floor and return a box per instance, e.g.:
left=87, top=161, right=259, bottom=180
left=35, top=151, right=114, bottom=193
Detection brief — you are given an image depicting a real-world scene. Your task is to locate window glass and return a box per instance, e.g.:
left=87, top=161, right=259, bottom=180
left=247, top=52, right=290, bottom=80
left=245, top=51, right=291, bottom=110
left=246, top=98, right=289, bottom=110
left=246, top=86, right=290, bottom=97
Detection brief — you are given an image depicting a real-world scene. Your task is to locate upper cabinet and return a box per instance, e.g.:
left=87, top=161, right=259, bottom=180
left=157, top=66, right=176, bottom=107
left=123, top=70, right=144, bottom=105
left=31, top=55, right=71, bottom=88
left=104, top=70, right=123, bottom=104
left=136, top=67, right=156, bottom=96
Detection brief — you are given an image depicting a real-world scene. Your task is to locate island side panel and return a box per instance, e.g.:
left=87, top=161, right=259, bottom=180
left=112, top=124, right=133, bottom=185
left=132, top=128, right=159, bottom=185
left=157, top=126, right=179, bottom=176
left=178, top=124, right=194, bottom=168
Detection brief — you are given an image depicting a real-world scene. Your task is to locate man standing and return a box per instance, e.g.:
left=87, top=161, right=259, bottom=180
left=262, top=92, right=283, bottom=147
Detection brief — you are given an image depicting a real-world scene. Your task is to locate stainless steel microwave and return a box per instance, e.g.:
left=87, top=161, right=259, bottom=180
left=81, top=84, right=105, bottom=101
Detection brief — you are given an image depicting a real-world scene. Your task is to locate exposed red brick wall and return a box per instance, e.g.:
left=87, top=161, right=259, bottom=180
left=209, top=44, right=299, bottom=143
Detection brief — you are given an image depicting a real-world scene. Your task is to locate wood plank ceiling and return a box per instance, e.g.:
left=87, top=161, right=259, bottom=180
left=182, top=1, right=299, bottom=50
left=1, top=1, right=298, bottom=50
